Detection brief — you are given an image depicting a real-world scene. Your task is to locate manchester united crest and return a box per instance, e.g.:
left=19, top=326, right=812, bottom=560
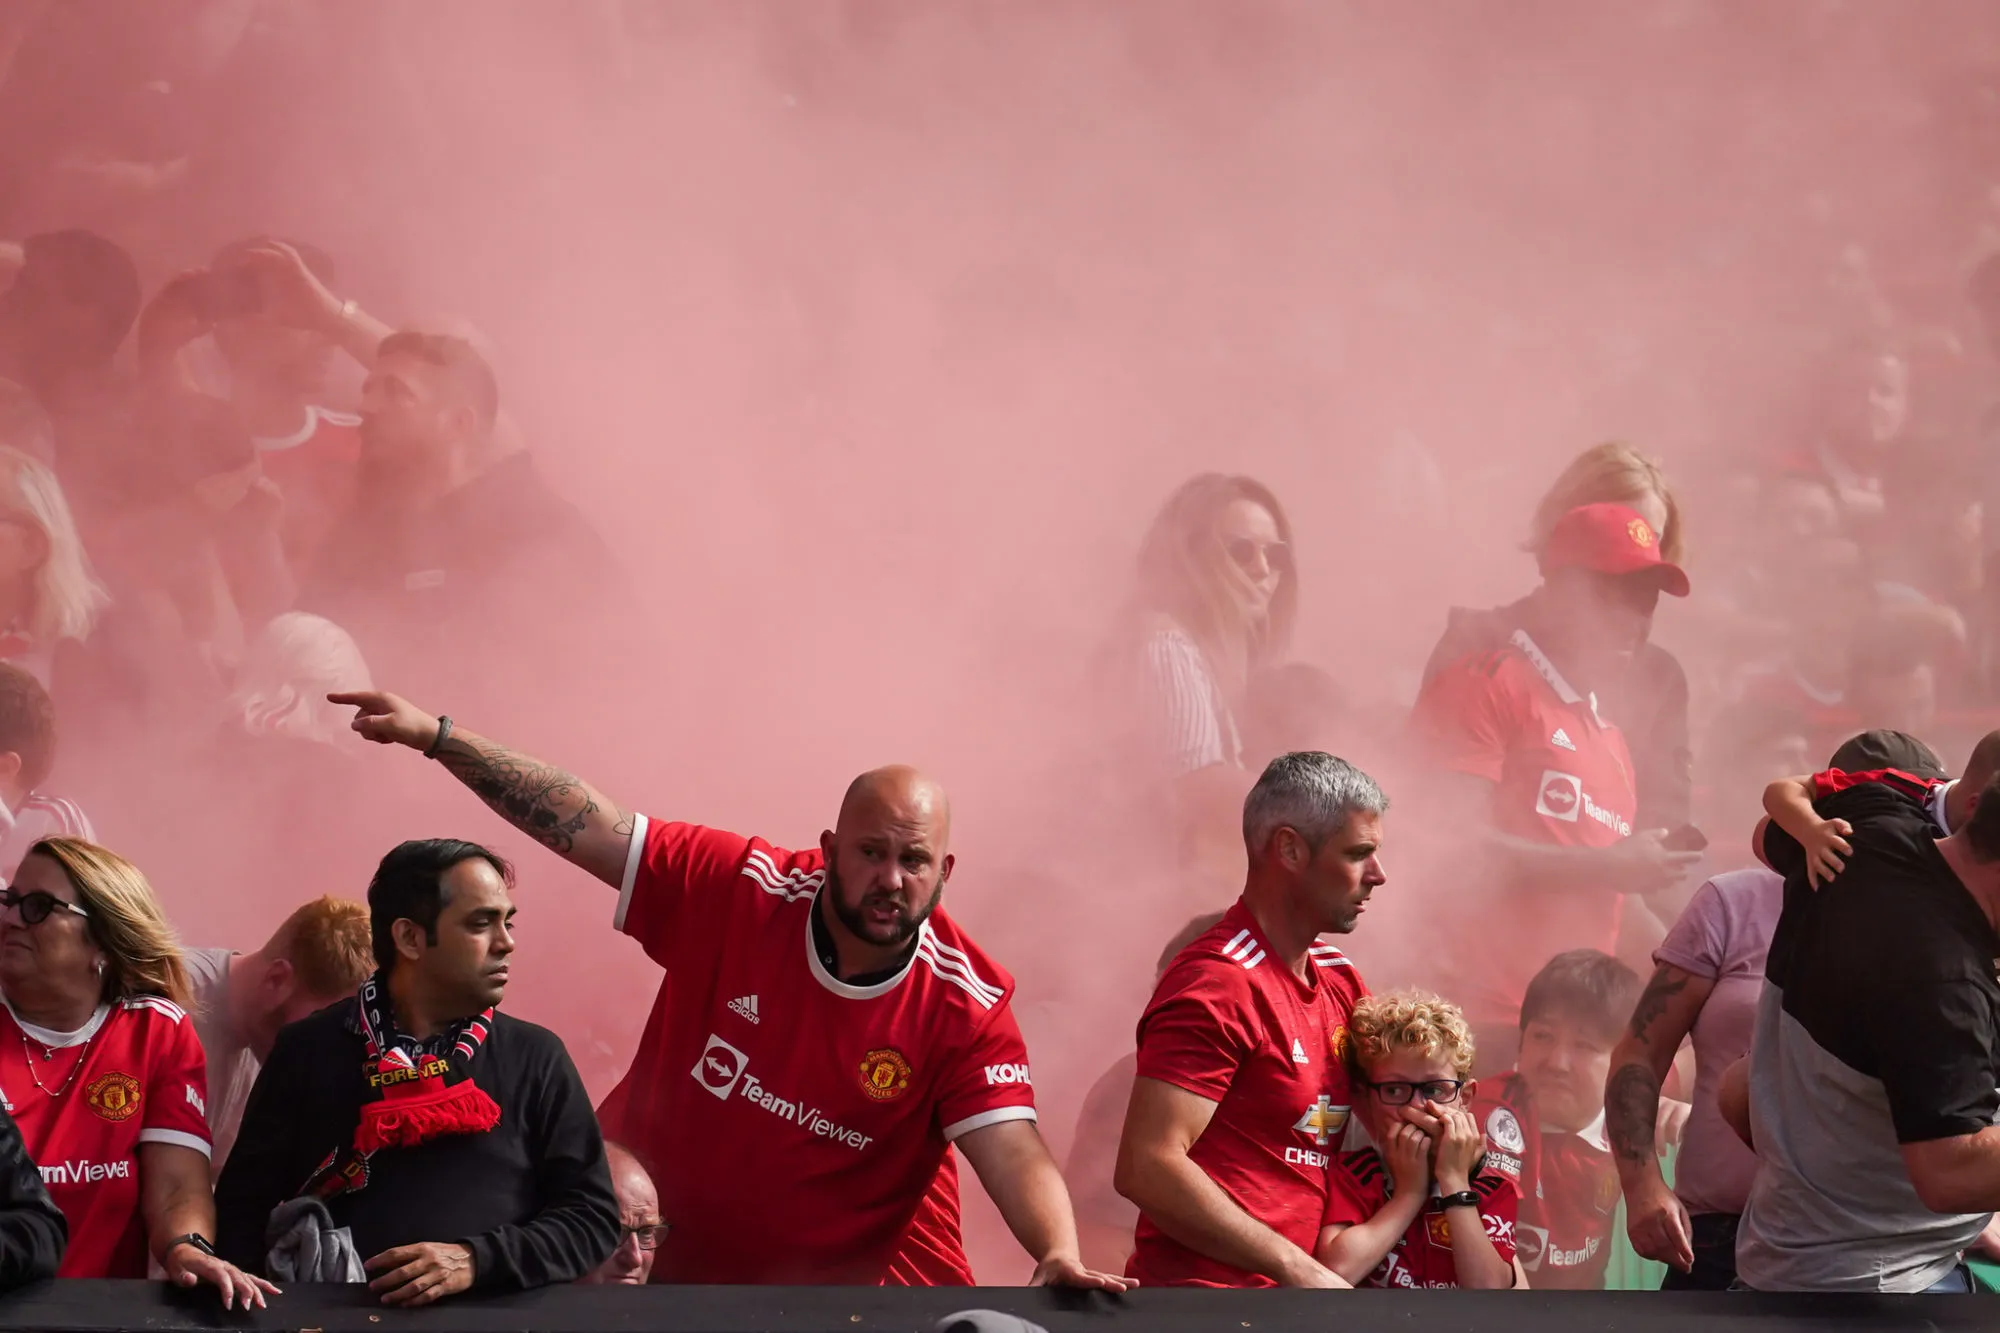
left=857, top=1048, right=912, bottom=1101
left=1627, top=518, right=1655, bottom=548
left=85, top=1071, right=141, bottom=1123
left=1328, top=1025, right=1352, bottom=1069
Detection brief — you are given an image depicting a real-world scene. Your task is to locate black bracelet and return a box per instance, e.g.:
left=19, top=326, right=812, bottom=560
left=165, top=1232, right=216, bottom=1259
left=1428, top=1190, right=1481, bottom=1213
left=424, top=715, right=454, bottom=759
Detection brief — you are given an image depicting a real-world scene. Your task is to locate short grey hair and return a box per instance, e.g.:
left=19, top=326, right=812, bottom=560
left=1242, top=751, right=1388, bottom=855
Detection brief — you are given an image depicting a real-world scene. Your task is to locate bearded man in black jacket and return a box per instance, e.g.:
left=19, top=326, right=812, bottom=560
left=215, top=840, right=616, bottom=1307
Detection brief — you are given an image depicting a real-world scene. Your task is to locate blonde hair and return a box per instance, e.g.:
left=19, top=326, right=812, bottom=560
left=0, top=447, right=108, bottom=646
left=1134, top=474, right=1296, bottom=694
left=264, top=895, right=373, bottom=999
left=1348, top=989, right=1477, bottom=1080
left=29, top=838, right=189, bottom=1011
left=1526, top=441, right=1683, bottom=567
left=225, top=612, right=373, bottom=744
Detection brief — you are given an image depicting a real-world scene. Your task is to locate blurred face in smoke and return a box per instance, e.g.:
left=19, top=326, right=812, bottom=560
left=819, top=768, right=953, bottom=949
left=1517, top=1010, right=1612, bottom=1135
left=215, top=306, right=336, bottom=401
left=1767, top=476, right=1840, bottom=541
left=0, top=268, right=109, bottom=389
left=1544, top=567, right=1661, bottom=673
left=1213, top=497, right=1287, bottom=622
left=0, top=509, right=49, bottom=586
left=358, top=350, right=473, bottom=474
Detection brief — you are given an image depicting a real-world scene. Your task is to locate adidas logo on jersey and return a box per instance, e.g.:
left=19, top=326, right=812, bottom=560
left=1291, top=1038, right=1308, bottom=1064
left=728, top=995, right=760, bottom=1024
left=1551, top=727, right=1576, bottom=751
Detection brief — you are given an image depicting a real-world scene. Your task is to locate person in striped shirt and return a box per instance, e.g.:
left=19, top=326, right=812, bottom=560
left=1124, top=474, right=1299, bottom=891
left=0, top=662, right=90, bottom=885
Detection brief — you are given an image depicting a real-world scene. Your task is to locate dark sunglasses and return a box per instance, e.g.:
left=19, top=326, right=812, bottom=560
left=1225, top=537, right=1290, bottom=576
left=0, top=888, right=88, bottom=926
left=1362, top=1078, right=1465, bottom=1107
left=620, top=1223, right=669, bottom=1250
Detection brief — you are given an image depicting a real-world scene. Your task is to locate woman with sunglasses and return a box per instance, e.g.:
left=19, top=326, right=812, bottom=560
left=1123, top=473, right=1298, bottom=895
left=0, top=838, right=274, bottom=1307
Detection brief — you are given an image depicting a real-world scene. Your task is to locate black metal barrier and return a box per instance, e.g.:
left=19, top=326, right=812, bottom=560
left=0, top=1281, right=1990, bottom=1333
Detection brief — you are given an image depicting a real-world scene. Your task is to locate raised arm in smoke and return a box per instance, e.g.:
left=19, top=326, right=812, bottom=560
left=331, top=690, right=634, bottom=887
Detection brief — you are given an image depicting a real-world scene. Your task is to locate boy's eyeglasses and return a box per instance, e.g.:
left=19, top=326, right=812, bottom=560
left=1362, top=1078, right=1466, bottom=1106
left=0, top=889, right=89, bottom=926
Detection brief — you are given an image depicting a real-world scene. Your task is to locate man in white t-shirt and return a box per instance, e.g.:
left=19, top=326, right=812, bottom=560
left=184, top=896, right=373, bottom=1170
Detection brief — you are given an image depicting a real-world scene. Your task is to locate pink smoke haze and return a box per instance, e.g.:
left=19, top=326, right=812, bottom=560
left=16, top=0, right=2000, bottom=1280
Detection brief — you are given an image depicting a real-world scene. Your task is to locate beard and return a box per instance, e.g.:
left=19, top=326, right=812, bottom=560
left=825, top=861, right=942, bottom=948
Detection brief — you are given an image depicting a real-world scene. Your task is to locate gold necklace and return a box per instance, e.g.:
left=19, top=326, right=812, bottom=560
left=19, top=1029, right=94, bottom=1099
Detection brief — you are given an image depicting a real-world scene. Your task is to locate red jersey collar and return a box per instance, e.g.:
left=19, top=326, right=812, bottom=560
left=1509, top=629, right=1603, bottom=727
left=1221, top=899, right=1322, bottom=997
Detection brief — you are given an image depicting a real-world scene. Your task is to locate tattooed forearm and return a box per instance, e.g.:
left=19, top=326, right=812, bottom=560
left=435, top=733, right=608, bottom=857
left=1626, top=966, right=1692, bottom=1044
left=1605, top=1063, right=1662, bottom=1167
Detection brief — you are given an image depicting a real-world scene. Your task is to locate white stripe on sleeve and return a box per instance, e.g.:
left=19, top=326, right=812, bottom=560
left=613, top=813, right=651, bottom=933
left=941, top=1104, right=1039, bottom=1142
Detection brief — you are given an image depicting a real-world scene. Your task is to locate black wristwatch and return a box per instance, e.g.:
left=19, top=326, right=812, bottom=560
left=166, top=1233, right=216, bottom=1260
left=1428, top=1190, right=1481, bottom=1213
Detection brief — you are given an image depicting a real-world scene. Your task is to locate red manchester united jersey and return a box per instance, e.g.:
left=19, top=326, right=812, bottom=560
left=1409, top=628, right=1637, bottom=1020
left=1127, top=899, right=1369, bottom=1288
left=0, top=996, right=211, bottom=1277
left=1322, top=1146, right=1518, bottom=1288
left=598, top=817, right=1037, bottom=1285
left=1478, top=1071, right=1615, bottom=1290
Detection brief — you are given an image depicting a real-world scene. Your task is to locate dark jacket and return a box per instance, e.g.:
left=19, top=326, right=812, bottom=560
left=0, top=1103, right=65, bottom=1288
left=213, top=999, right=618, bottom=1291
left=1421, top=598, right=1693, bottom=831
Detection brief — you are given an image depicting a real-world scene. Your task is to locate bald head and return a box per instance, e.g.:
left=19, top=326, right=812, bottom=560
left=837, top=765, right=952, bottom=850
left=1965, top=732, right=2000, bottom=793
left=1945, top=730, right=2000, bottom=834
left=583, top=1143, right=660, bottom=1285
left=819, top=766, right=955, bottom=955
left=606, top=1142, right=652, bottom=1199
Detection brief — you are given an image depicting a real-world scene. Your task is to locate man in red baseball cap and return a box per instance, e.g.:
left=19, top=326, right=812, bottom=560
left=1407, top=504, right=1701, bottom=1067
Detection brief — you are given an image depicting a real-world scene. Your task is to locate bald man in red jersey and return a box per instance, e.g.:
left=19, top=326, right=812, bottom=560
left=334, top=688, right=1129, bottom=1291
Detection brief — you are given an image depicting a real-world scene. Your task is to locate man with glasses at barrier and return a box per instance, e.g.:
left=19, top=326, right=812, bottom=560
left=579, top=1143, right=662, bottom=1286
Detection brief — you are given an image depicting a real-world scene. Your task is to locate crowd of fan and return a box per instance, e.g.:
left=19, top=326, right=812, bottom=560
left=0, top=194, right=1992, bottom=1312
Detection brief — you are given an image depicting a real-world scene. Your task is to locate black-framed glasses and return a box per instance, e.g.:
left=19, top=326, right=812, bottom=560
left=0, top=889, right=88, bottom=926
left=620, top=1223, right=669, bottom=1251
left=1362, top=1078, right=1465, bottom=1106
left=1225, top=537, right=1290, bottom=576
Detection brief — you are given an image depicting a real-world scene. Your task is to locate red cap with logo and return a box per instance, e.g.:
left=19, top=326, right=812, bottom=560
left=1542, top=503, right=1690, bottom=597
